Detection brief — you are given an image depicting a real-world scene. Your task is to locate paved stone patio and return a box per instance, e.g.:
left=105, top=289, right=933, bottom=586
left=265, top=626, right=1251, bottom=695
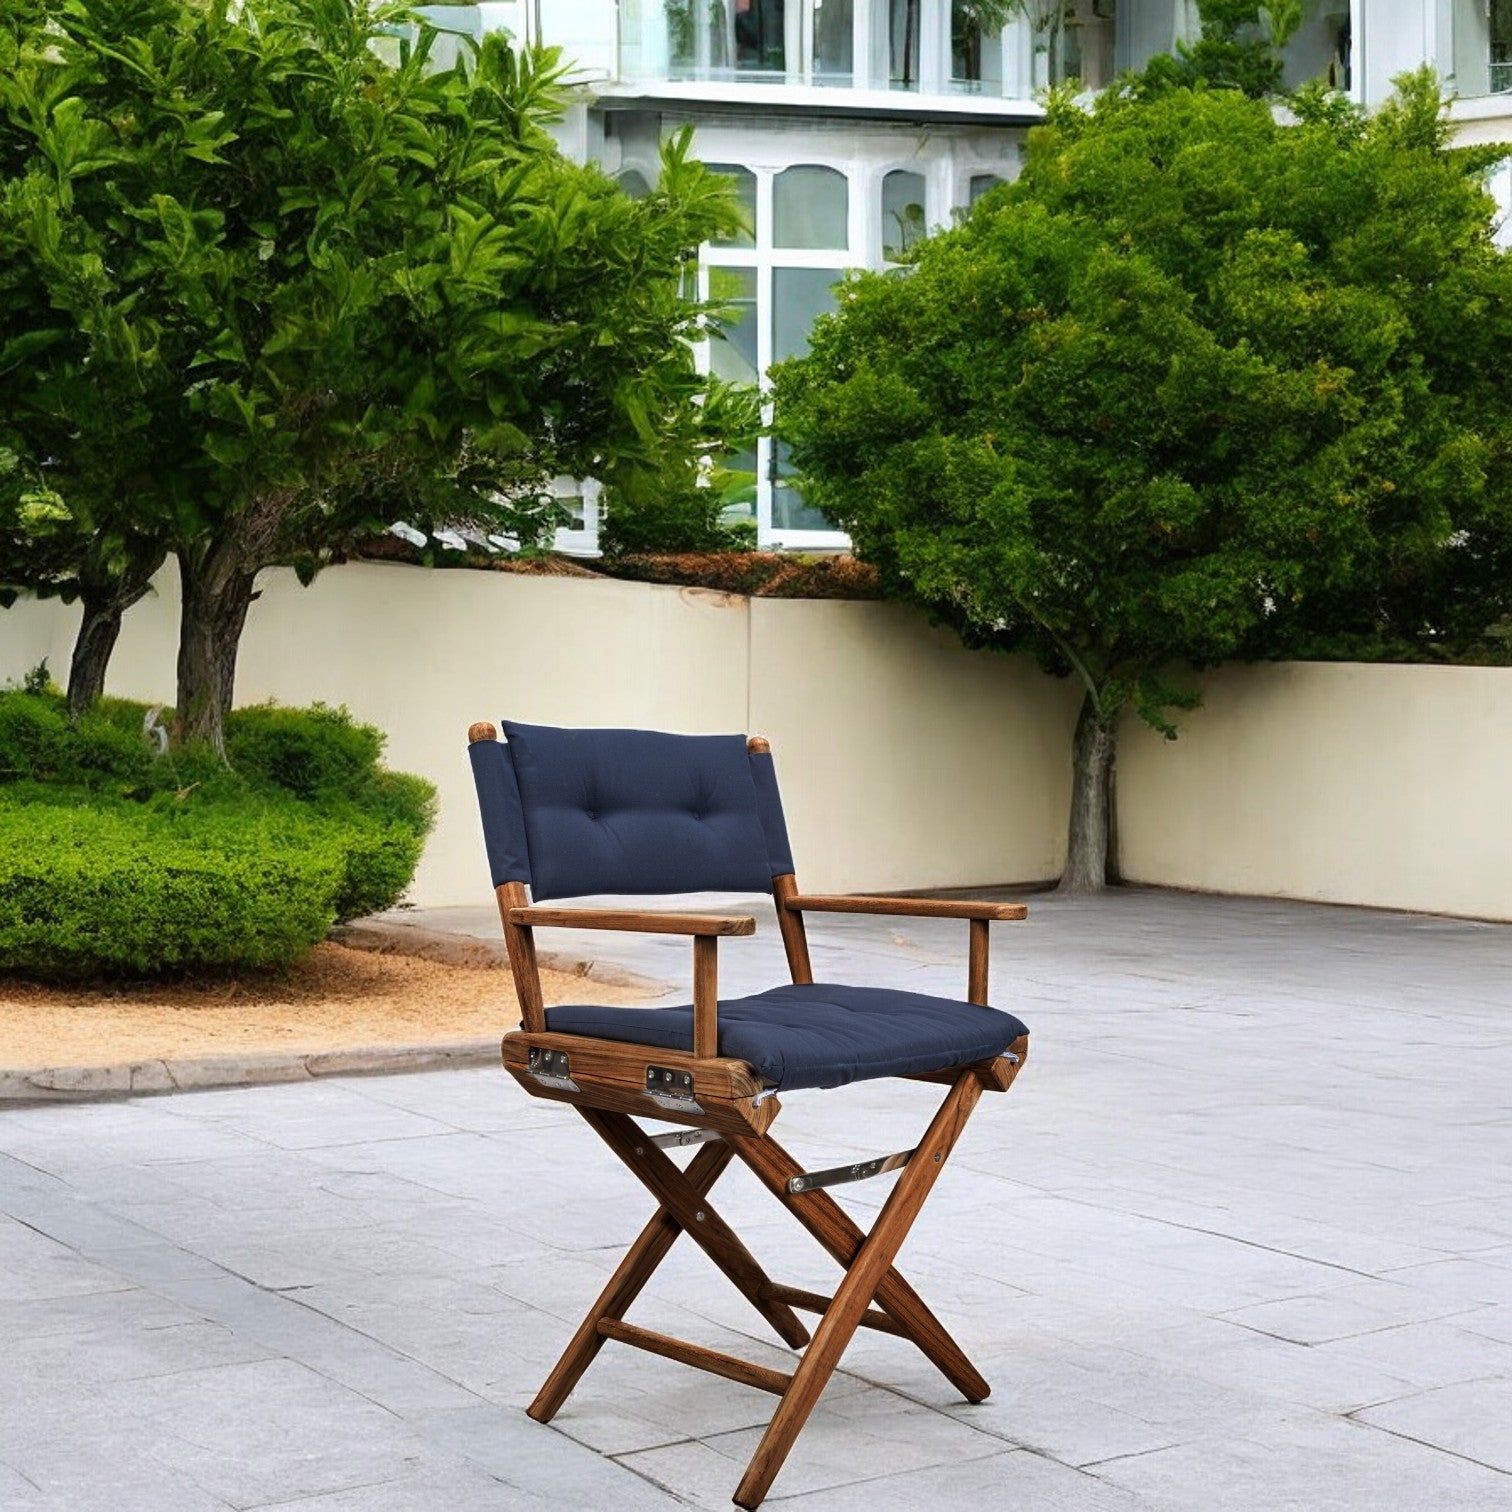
left=2, top=889, right=1511, bottom=1510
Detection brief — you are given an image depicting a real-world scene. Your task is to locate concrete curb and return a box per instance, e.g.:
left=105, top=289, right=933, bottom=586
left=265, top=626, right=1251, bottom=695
left=330, top=918, right=665, bottom=992
left=0, top=921, right=671, bottom=1109
left=0, top=1040, right=502, bottom=1107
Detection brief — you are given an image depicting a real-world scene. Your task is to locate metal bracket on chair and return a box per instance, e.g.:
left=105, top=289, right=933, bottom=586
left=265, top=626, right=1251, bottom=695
left=526, top=1048, right=579, bottom=1092
left=649, top=1127, right=723, bottom=1151
left=787, top=1148, right=915, bottom=1195
left=644, top=1065, right=703, bottom=1114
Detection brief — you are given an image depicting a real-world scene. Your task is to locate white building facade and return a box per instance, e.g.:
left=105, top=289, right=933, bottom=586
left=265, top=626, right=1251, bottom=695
left=425, top=1, right=1512, bottom=552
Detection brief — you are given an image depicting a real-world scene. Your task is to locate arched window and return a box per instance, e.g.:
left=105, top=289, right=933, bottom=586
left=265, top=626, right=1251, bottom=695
left=882, top=170, right=926, bottom=260
left=773, top=166, right=849, bottom=250
left=705, top=163, right=757, bottom=248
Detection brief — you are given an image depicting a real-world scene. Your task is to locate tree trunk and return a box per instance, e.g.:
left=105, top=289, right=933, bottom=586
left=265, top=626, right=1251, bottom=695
left=175, top=545, right=258, bottom=758
left=67, top=596, right=126, bottom=719
left=66, top=541, right=168, bottom=719
left=1059, top=691, right=1117, bottom=893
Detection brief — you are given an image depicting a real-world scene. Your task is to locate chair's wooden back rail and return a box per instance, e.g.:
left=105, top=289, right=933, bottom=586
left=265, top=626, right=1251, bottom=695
left=747, top=736, right=815, bottom=987
left=497, top=880, right=546, bottom=1034
left=470, top=722, right=549, bottom=1035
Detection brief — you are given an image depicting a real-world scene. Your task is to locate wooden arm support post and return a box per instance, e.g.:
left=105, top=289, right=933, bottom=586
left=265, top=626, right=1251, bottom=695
left=506, top=905, right=745, bottom=1062
left=782, top=893, right=1026, bottom=1007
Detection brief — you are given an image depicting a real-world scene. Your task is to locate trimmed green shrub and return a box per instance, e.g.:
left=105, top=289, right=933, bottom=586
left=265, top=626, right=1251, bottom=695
left=0, top=692, right=66, bottom=780
left=0, top=804, right=344, bottom=978
left=226, top=703, right=384, bottom=802
left=0, top=691, right=435, bottom=980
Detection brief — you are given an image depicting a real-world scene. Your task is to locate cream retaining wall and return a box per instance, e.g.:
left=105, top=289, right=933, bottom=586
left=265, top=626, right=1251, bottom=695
left=1115, top=662, right=1512, bottom=920
left=0, top=564, right=1078, bottom=905
left=7, top=568, right=1510, bottom=918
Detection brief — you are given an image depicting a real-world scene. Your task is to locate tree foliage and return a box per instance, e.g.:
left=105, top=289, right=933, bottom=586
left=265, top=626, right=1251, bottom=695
left=1138, top=0, right=1304, bottom=99
left=772, top=71, right=1512, bottom=886
left=0, top=0, right=743, bottom=748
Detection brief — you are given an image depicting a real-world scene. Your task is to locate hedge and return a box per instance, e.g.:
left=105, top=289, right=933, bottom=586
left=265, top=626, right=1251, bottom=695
left=0, top=691, right=435, bottom=980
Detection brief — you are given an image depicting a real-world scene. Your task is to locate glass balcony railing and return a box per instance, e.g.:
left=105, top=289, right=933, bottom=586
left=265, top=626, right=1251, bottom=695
left=618, top=0, right=1039, bottom=98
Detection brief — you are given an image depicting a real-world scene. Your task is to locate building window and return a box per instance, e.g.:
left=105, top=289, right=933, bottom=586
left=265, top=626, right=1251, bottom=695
left=891, top=0, right=922, bottom=88
left=707, top=162, right=758, bottom=247
left=772, top=267, right=843, bottom=359
left=1495, top=0, right=1512, bottom=93
left=737, top=0, right=788, bottom=74
left=813, top=0, right=855, bottom=81
left=694, top=158, right=854, bottom=544
left=951, top=1, right=1003, bottom=91
left=773, top=165, right=849, bottom=248
left=709, top=266, right=760, bottom=384
left=882, top=169, right=926, bottom=259
left=1448, top=0, right=1512, bottom=98
left=969, top=172, right=1006, bottom=204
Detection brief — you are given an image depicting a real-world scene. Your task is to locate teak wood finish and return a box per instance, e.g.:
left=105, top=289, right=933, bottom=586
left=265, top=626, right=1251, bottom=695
left=468, top=722, right=1030, bottom=1508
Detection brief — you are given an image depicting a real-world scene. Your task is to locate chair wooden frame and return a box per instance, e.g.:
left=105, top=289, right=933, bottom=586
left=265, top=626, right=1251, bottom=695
left=468, top=723, right=1030, bottom=1509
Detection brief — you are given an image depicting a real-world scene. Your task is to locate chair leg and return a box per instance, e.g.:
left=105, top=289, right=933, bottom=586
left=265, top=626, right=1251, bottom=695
left=731, top=1124, right=990, bottom=1403
left=529, top=1137, right=734, bottom=1423
left=579, top=1108, right=812, bottom=1350
left=731, top=1073, right=987, bottom=1510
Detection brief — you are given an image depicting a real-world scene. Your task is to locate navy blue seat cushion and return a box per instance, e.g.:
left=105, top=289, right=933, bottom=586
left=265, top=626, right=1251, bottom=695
left=544, top=984, right=1029, bottom=1093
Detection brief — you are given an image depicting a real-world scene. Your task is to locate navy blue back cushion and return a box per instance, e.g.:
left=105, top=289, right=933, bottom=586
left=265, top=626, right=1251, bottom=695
left=501, top=723, right=784, bottom=901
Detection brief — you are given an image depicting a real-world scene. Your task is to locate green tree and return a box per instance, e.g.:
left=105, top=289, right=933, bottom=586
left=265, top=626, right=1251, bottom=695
left=0, top=0, right=741, bottom=751
left=773, top=73, right=1512, bottom=890
left=1138, top=0, right=1304, bottom=98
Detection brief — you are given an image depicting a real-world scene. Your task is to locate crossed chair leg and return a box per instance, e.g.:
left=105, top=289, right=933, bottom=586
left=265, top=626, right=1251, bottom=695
left=526, top=1071, right=988, bottom=1509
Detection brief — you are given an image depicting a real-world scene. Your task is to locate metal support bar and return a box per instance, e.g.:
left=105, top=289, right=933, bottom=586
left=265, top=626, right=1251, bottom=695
left=650, top=1127, right=724, bottom=1151
left=786, top=1148, right=914, bottom=1195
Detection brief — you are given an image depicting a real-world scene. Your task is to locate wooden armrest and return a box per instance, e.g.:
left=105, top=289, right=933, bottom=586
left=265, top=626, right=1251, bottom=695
left=783, top=894, right=1027, bottom=922
left=507, top=906, right=756, bottom=937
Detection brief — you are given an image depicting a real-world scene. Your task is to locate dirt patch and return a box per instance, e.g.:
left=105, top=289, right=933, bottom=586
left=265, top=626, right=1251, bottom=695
left=0, top=941, right=652, bottom=1071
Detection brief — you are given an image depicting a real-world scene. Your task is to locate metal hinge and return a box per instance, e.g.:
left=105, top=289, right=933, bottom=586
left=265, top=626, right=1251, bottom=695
left=526, top=1048, right=579, bottom=1092
left=644, top=1064, right=703, bottom=1113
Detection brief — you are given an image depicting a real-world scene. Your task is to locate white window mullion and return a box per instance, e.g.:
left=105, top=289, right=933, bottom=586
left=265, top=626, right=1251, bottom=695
left=853, top=0, right=876, bottom=87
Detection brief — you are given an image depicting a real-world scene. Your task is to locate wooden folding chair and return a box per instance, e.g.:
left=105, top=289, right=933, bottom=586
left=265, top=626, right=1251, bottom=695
left=467, top=720, right=1030, bottom=1508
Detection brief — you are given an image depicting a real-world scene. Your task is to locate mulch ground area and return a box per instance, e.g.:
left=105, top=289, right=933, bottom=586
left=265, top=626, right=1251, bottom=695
left=0, top=942, right=648, bottom=1069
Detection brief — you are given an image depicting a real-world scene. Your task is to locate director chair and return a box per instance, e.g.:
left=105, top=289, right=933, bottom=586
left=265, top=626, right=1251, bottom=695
left=467, top=721, right=1030, bottom=1508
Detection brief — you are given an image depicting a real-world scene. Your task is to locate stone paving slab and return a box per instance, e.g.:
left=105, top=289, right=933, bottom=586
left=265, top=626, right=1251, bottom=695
left=1, top=889, right=1510, bottom=1509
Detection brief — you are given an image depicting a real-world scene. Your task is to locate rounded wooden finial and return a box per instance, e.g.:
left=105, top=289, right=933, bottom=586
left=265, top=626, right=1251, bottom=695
left=468, top=721, right=498, bottom=743
left=747, top=735, right=771, bottom=754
